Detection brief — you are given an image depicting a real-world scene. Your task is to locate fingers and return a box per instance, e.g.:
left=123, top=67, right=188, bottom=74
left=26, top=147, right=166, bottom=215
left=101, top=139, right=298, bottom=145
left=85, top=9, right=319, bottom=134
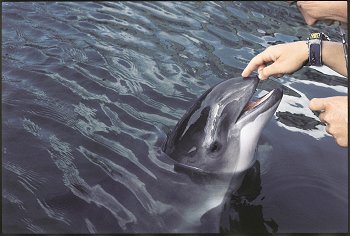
left=241, top=50, right=274, bottom=78
left=320, top=112, right=342, bottom=145
left=241, top=56, right=262, bottom=78
left=259, top=62, right=282, bottom=80
left=318, top=112, right=328, bottom=125
left=325, top=123, right=348, bottom=148
left=242, top=41, right=309, bottom=80
left=335, top=137, right=348, bottom=148
left=326, top=124, right=348, bottom=147
left=325, top=122, right=332, bottom=134
left=257, top=64, right=265, bottom=74
left=325, top=124, right=338, bottom=143
left=242, top=56, right=282, bottom=80
left=309, top=98, right=327, bottom=111
left=316, top=102, right=329, bottom=125
left=313, top=97, right=348, bottom=147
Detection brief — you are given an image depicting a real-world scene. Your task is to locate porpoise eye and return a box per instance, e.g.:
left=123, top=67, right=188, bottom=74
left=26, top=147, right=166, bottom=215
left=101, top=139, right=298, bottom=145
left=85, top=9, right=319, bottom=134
left=209, top=141, right=221, bottom=153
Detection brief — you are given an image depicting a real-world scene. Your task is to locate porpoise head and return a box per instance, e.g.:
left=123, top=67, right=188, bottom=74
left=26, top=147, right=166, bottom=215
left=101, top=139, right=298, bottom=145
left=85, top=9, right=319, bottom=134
left=163, top=76, right=283, bottom=178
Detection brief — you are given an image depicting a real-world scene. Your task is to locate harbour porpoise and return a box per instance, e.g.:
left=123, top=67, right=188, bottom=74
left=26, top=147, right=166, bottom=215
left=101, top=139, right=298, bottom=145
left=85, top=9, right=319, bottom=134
left=163, top=76, right=283, bottom=180
left=161, top=76, right=283, bottom=232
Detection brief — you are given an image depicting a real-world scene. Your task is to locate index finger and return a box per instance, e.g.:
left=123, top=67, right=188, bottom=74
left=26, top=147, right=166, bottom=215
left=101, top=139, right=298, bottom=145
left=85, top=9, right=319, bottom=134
left=241, top=51, right=274, bottom=77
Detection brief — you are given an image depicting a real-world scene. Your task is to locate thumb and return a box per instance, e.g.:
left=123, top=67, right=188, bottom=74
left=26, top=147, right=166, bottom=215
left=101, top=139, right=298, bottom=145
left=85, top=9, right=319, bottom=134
left=309, top=98, right=327, bottom=111
left=259, top=63, right=280, bottom=80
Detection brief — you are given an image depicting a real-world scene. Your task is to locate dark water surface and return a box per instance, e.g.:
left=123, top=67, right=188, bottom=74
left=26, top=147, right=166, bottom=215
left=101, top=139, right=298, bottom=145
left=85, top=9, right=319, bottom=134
left=2, top=1, right=348, bottom=233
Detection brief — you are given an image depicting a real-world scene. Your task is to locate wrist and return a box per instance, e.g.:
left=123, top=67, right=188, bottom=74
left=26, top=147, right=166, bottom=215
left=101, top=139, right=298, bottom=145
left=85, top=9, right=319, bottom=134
left=321, top=41, right=347, bottom=76
left=286, top=41, right=309, bottom=62
left=301, top=41, right=309, bottom=65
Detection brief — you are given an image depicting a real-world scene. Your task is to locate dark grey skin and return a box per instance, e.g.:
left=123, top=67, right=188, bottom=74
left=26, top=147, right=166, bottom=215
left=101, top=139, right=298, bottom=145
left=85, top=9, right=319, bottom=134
left=160, top=76, right=283, bottom=232
left=163, top=76, right=283, bottom=179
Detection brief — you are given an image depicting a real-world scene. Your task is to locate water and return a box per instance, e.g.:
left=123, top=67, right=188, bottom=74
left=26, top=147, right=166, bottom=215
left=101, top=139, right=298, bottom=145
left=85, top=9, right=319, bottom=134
left=2, top=1, right=348, bottom=233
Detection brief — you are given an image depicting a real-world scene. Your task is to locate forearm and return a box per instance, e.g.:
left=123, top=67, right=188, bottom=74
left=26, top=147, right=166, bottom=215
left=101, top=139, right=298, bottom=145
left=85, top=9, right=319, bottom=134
left=322, top=41, right=347, bottom=77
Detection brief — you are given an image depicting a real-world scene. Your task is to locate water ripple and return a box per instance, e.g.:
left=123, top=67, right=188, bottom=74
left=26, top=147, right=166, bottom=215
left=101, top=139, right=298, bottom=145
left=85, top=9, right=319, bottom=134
left=4, top=161, right=47, bottom=194
left=84, top=218, right=97, bottom=233
left=78, top=146, right=171, bottom=215
left=3, top=190, right=26, bottom=211
left=37, top=199, right=71, bottom=225
left=22, top=218, right=44, bottom=233
left=48, top=135, right=136, bottom=230
left=100, top=104, right=173, bottom=172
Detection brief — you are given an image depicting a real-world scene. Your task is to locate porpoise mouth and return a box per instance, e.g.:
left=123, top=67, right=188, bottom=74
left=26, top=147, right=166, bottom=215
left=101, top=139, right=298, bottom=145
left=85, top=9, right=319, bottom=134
left=237, top=88, right=283, bottom=122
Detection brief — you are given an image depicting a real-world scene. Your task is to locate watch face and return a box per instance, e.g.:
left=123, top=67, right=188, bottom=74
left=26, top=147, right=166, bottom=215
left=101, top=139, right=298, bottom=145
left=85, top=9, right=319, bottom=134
left=309, top=32, right=321, bottom=40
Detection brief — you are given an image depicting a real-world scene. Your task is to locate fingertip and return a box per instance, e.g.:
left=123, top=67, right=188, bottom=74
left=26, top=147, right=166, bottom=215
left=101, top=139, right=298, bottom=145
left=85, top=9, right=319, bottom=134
left=308, top=98, right=315, bottom=109
left=259, top=68, right=269, bottom=80
left=241, top=67, right=252, bottom=78
left=258, top=73, right=266, bottom=80
left=309, top=98, right=321, bottom=110
left=309, top=97, right=318, bottom=103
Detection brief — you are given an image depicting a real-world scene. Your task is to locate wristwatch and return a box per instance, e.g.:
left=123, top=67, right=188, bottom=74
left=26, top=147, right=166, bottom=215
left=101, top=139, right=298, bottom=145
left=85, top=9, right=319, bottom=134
left=306, top=32, right=330, bottom=66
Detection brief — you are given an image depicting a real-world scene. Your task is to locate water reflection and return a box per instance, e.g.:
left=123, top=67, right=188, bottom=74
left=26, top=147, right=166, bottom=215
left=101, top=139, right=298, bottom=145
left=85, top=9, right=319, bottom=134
left=276, top=111, right=322, bottom=130
left=218, top=161, right=279, bottom=233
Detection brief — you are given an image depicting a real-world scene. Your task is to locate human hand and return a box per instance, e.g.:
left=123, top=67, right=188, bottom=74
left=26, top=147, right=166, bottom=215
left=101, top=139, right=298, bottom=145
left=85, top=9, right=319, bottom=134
left=241, top=41, right=308, bottom=80
left=296, top=1, right=348, bottom=25
left=309, top=96, right=348, bottom=147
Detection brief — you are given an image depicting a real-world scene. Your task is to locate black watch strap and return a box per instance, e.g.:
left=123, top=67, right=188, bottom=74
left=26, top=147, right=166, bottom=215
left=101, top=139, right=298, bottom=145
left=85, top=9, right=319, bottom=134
left=307, top=32, right=330, bottom=66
